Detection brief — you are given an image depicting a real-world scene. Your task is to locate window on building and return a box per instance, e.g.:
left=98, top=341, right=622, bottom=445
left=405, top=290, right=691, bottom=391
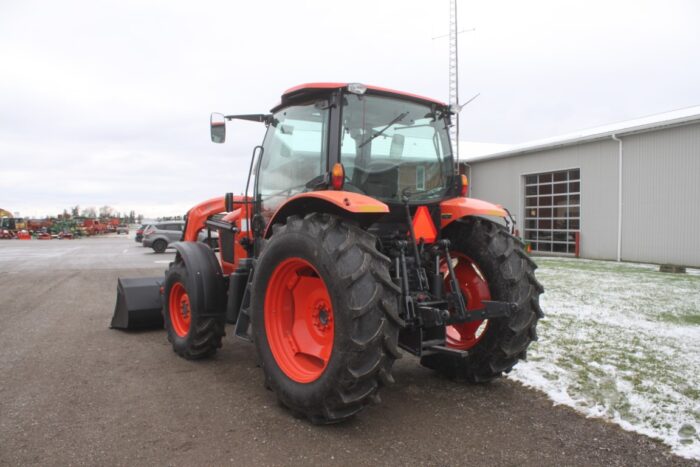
left=416, top=165, right=426, bottom=191
left=524, top=169, right=580, bottom=254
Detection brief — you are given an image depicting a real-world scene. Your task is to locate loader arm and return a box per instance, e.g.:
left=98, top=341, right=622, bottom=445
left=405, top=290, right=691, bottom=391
left=183, top=195, right=250, bottom=242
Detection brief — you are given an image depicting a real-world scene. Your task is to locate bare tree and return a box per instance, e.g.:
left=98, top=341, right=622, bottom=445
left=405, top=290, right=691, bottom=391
left=81, top=207, right=97, bottom=218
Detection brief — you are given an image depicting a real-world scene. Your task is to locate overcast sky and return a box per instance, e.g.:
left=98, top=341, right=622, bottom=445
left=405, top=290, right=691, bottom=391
left=1, top=0, right=699, bottom=218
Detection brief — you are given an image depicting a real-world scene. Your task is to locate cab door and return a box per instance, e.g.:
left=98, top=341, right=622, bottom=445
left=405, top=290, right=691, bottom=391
left=255, top=100, right=330, bottom=222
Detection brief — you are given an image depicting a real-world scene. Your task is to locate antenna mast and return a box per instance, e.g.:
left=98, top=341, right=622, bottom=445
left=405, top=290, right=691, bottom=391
left=449, top=0, right=459, bottom=163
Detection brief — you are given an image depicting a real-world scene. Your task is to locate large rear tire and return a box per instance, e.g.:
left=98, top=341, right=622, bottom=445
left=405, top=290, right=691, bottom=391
left=251, top=213, right=402, bottom=423
left=420, top=217, right=544, bottom=382
left=163, top=259, right=226, bottom=359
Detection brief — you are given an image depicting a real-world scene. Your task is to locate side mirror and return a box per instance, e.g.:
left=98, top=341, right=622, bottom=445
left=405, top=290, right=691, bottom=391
left=210, top=113, right=226, bottom=143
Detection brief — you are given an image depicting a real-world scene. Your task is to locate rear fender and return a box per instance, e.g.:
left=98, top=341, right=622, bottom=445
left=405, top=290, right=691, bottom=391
left=439, top=197, right=507, bottom=229
left=263, top=191, right=389, bottom=237
left=171, top=241, right=226, bottom=317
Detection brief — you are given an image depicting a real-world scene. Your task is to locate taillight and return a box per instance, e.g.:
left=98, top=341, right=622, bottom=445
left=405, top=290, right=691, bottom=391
left=460, top=174, right=469, bottom=197
left=331, top=163, right=345, bottom=190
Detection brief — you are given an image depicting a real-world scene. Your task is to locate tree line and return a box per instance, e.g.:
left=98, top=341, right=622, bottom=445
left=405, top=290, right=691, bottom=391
left=52, top=205, right=144, bottom=224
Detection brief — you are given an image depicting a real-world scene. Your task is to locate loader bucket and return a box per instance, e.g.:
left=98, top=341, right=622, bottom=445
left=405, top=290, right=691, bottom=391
left=111, top=277, right=165, bottom=330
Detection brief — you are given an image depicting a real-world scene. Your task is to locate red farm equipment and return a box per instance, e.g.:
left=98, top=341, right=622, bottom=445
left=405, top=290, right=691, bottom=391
left=0, top=217, right=27, bottom=239
left=105, top=218, right=120, bottom=233
left=112, top=83, right=543, bottom=423
left=26, top=218, right=51, bottom=231
left=0, top=218, right=15, bottom=239
left=82, top=219, right=107, bottom=236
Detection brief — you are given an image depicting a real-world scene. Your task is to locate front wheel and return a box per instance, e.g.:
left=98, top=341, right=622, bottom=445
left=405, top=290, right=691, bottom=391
left=420, top=217, right=544, bottom=382
left=163, top=260, right=225, bottom=359
left=251, top=213, right=402, bottom=423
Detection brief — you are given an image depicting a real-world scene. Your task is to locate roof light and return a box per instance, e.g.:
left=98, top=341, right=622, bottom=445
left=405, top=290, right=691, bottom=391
left=347, top=83, right=367, bottom=95
left=331, top=163, right=345, bottom=190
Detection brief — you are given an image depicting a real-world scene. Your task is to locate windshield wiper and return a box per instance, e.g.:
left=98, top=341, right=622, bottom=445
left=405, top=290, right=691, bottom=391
left=358, top=112, right=409, bottom=149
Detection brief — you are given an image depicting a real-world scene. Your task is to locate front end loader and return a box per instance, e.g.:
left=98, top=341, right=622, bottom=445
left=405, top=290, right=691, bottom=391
left=112, top=82, right=544, bottom=423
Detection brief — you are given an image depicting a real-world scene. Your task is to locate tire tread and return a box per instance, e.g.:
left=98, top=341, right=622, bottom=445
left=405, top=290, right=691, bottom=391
left=256, top=213, right=400, bottom=423
left=420, top=217, right=543, bottom=383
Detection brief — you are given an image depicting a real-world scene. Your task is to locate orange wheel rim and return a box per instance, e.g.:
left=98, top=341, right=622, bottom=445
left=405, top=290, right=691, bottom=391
left=264, top=257, right=334, bottom=383
left=442, top=252, right=491, bottom=350
left=169, top=282, right=191, bottom=337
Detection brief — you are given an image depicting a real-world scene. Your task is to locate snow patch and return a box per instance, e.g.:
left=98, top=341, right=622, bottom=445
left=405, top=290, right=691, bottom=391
left=509, top=257, right=700, bottom=460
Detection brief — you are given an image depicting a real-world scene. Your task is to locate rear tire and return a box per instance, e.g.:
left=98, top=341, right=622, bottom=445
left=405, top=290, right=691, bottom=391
left=163, top=260, right=225, bottom=359
left=251, top=213, right=402, bottom=423
left=420, top=217, right=544, bottom=382
left=152, top=239, right=167, bottom=253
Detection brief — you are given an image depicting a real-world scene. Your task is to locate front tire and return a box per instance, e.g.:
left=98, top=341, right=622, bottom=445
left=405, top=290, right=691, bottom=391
left=163, top=260, right=225, bottom=359
left=251, top=213, right=402, bottom=423
left=420, top=217, right=544, bottom=382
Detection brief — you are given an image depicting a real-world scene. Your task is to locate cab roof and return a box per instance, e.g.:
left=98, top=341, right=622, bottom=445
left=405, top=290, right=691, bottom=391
left=272, top=82, right=447, bottom=112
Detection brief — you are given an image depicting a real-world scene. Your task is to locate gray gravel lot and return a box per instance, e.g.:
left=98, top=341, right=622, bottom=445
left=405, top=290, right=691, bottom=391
left=0, top=236, right=695, bottom=466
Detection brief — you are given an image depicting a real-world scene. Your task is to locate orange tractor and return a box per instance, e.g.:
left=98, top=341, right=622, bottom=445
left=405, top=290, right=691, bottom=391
left=113, top=83, right=543, bottom=423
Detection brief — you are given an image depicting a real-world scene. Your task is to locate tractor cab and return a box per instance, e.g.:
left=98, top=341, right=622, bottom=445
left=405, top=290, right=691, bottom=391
left=211, top=83, right=464, bottom=232
left=253, top=84, right=456, bottom=214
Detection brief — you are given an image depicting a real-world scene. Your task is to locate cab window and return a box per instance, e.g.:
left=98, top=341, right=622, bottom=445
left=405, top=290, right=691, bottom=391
left=257, top=102, right=329, bottom=213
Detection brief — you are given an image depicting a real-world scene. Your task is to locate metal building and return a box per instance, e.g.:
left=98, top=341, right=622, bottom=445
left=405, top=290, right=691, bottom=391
left=463, top=106, right=700, bottom=267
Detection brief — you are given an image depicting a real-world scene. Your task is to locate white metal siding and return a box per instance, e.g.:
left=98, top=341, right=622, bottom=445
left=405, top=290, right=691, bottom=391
left=469, top=140, right=619, bottom=260
left=469, top=121, right=700, bottom=267
left=621, top=122, right=700, bottom=266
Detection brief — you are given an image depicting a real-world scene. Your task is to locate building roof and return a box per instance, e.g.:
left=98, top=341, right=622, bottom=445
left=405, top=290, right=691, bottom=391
left=459, top=141, right=513, bottom=159
left=462, top=104, right=700, bottom=163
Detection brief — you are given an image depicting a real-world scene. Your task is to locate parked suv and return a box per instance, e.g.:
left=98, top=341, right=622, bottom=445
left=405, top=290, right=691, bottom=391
left=142, top=221, right=217, bottom=253
left=116, top=224, right=129, bottom=235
